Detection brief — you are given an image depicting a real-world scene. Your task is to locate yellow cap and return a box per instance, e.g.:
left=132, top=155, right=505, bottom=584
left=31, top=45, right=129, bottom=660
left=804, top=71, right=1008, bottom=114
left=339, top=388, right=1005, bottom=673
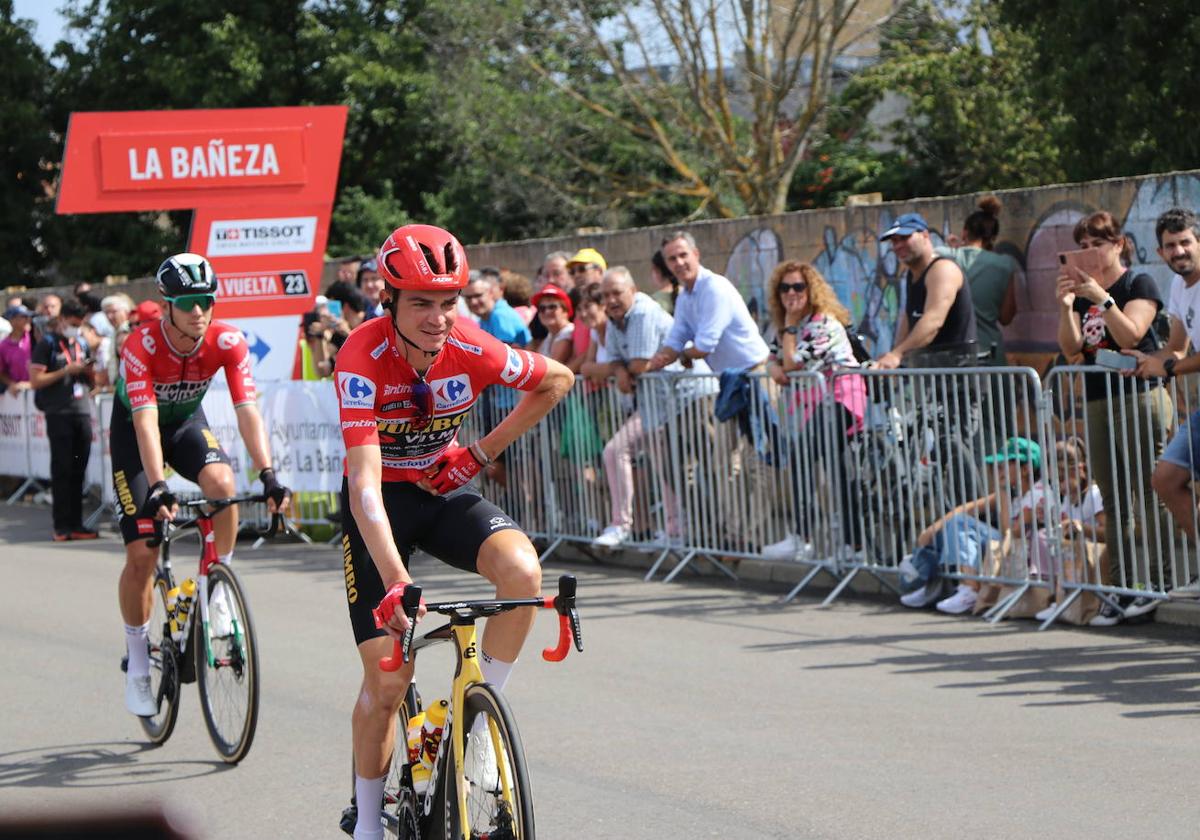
left=567, top=247, right=607, bottom=271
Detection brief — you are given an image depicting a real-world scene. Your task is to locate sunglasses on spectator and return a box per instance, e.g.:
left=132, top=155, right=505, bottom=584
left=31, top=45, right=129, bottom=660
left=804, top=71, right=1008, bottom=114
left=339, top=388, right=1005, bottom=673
left=778, top=282, right=808, bottom=295
left=568, top=265, right=591, bottom=275
left=166, top=294, right=216, bottom=311
left=538, top=303, right=562, bottom=313
left=411, top=371, right=434, bottom=430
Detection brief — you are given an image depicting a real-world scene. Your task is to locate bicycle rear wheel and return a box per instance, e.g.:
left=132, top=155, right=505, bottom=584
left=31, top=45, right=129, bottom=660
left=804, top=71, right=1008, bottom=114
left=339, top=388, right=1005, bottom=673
left=443, top=682, right=535, bottom=840
left=195, top=563, right=259, bottom=763
left=139, top=574, right=181, bottom=744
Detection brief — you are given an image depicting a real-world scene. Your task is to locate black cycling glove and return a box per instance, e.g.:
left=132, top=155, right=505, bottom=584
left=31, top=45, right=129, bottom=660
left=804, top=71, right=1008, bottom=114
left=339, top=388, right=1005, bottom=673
left=259, top=467, right=291, bottom=509
left=140, top=480, right=177, bottom=519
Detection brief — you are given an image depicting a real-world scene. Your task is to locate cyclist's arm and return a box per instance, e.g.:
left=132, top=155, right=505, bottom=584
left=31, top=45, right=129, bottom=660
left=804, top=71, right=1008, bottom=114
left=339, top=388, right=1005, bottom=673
left=234, top=403, right=273, bottom=473
left=474, top=357, right=574, bottom=462
left=131, top=406, right=168, bottom=486
left=346, top=444, right=409, bottom=590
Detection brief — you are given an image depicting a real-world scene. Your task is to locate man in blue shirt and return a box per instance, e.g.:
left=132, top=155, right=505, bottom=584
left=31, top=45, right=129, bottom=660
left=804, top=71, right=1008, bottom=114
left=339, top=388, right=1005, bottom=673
left=647, top=231, right=769, bottom=373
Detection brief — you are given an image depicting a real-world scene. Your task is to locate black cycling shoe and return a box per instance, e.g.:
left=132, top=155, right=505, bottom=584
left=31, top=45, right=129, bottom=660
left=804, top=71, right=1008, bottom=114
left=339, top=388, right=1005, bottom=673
left=338, top=801, right=356, bottom=837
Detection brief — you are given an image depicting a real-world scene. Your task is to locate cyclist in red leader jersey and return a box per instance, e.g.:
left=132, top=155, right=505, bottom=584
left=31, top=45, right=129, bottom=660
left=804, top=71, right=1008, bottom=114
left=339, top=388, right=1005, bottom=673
left=113, top=253, right=290, bottom=718
left=338, top=225, right=573, bottom=840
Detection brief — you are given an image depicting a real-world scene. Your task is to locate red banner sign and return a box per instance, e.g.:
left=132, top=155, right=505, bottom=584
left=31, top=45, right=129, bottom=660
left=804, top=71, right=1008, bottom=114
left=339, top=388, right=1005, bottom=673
left=57, top=106, right=346, bottom=213
left=98, top=128, right=308, bottom=192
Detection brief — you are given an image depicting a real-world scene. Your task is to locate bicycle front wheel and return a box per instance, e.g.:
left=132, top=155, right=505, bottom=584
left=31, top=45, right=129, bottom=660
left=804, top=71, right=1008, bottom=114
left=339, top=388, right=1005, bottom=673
left=139, top=574, right=181, bottom=744
left=195, top=563, right=260, bottom=763
left=443, top=682, right=535, bottom=840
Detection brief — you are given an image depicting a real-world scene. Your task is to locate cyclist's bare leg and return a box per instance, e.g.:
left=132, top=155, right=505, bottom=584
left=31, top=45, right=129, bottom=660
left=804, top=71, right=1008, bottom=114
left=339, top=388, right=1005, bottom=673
left=197, top=463, right=238, bottom=556
left=353, top=636, right=413, bottom=776
left=476, top=530, right=542, bottom=662
left=118, top=538, right=159, bottom=626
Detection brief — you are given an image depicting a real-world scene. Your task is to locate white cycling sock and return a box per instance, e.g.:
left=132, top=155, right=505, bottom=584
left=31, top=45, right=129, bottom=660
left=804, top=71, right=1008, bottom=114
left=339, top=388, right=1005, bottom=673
left=473, top=652, right=515, bottom=738
left=480, top=651, right=515, bottom=693
left=217, top=551, right=233, bottom=566
left=125, top=622, right=151, bottom=678
left=353, top=774, right=386, bottom=840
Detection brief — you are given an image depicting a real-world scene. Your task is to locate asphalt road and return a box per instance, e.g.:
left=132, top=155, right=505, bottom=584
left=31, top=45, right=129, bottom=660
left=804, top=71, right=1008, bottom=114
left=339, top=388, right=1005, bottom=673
left=3, top=503, right=1200, bottom=839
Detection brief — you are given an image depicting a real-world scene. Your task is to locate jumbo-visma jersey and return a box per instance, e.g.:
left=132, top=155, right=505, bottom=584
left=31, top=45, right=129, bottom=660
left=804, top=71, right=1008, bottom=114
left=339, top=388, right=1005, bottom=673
left=337, top=316, right=547, bottom=482
left=117, top=319, right=258, bottom=425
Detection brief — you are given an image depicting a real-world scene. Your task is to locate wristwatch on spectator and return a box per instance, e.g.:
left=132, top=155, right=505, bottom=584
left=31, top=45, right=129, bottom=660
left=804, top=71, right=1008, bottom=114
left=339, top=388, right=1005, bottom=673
left=1164, top=357, right=1177, bottom=380
left=1100, top=295, right=1116, bottom=311
left=782, top=326, right=799, bottom=336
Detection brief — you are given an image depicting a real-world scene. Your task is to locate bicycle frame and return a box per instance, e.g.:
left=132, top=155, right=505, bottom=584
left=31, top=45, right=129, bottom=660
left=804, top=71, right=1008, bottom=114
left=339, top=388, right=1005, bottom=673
left=377, top=574, right=582, bottom=835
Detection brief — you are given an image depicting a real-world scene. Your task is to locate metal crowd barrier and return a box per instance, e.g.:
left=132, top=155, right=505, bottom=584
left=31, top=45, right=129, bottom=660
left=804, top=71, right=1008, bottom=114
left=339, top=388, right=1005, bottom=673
left=483, top=363, right=1198, bottom=630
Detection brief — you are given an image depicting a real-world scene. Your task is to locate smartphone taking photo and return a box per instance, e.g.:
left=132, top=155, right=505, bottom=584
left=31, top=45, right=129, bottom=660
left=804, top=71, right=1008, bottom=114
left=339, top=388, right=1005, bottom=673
left=1058, top=248, right=1105, bottom=280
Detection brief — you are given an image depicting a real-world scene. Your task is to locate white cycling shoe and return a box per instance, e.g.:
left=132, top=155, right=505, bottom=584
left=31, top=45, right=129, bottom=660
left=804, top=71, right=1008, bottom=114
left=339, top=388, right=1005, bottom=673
left=125, top=673, right=157, bottom=717
left=466, top=722, right=500, bottom=794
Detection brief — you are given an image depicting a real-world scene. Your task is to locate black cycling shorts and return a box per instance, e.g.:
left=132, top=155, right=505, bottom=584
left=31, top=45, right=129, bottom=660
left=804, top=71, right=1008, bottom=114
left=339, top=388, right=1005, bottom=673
left=340, top=477, right=523, bottom=645
left=110, top=400, right=232, bottom=545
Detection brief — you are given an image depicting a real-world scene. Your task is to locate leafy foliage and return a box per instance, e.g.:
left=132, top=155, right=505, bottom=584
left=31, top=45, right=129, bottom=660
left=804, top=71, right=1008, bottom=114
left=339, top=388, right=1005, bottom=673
left=825, top=0, right=1066, bottom=200
left=0, top=1, right=55, bottom=281
left=997, top=0, right=1200, bottom=181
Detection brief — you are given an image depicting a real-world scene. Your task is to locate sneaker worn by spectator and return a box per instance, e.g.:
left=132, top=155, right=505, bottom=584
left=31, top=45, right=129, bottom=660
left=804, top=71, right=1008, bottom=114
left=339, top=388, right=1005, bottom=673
left=1034, top=603, right=1058, bottom=622
left=125, top=673, right=157, bottom=717
left=900, top=581, right=942, bottom=608
left=1089, top=599, right=1124, bottom=627
left=936, top=584, right=978, bottom=615
left=1123, top=596, right=1159, bottom=619
left=70, top=528, right=98, bottom=540
left=652, top=529, right=684, bottom=549
left=52, top=532, right=70, bottom=542
left=760, top=534, right=812, bottom=561
left=593, top=525, right=629, bottom=548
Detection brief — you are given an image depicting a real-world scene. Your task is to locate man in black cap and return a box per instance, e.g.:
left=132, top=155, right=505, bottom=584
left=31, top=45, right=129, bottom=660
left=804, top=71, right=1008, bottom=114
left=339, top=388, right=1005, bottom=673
left=876, top=212, right=977, bottom=369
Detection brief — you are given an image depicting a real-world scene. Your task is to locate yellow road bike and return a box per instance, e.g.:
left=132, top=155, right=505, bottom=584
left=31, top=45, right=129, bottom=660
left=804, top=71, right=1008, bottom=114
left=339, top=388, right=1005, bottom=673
left=341, top=574, right=582, bottom=839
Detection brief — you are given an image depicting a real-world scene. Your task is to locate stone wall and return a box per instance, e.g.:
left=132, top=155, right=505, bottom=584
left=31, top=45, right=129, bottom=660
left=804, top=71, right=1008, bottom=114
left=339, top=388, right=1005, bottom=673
left=465, top=169, right=1200, bottom=366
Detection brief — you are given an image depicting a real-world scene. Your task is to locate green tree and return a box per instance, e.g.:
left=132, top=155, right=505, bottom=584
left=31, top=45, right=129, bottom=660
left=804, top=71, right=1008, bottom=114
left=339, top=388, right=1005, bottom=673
left=998, top=0, right=1200, bottom=181
left=825, top=0, right=1065, bottom=200
left=424, top=0, right=892, bottom=229
left=0, top=1, right=55, bottom=282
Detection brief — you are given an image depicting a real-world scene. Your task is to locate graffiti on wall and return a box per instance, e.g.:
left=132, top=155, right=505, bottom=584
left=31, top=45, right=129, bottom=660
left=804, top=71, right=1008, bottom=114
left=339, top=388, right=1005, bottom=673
left=721, top=173, right=1200, bottom=357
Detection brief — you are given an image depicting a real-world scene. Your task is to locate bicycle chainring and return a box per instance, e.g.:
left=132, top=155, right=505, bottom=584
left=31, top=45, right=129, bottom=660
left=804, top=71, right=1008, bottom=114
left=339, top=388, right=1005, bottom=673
left=394, top=788, right=421, bottom=840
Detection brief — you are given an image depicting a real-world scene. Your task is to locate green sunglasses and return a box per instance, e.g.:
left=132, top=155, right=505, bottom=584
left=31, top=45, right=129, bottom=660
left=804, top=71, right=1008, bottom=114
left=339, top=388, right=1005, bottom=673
left=166, top=294, right=216, bottom=311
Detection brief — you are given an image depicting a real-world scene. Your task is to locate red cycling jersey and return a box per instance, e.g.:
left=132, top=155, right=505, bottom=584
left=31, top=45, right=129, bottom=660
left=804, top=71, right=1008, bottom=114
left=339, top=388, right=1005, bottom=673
left=117, top=319, right=258, bottom=425
left=337, top=316, right=547, bottom=482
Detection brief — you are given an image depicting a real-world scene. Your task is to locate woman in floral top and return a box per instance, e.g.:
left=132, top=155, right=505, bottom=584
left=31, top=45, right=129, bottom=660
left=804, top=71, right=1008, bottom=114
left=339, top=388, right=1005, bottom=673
left=763, top=262, right=865, bottom=560
left=1055, top=210, right=1176, bottom=624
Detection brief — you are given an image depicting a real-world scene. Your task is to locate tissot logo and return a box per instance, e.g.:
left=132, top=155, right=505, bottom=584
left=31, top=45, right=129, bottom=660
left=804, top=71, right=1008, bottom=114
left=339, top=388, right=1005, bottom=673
left=207, top=216, right=317, bottom=257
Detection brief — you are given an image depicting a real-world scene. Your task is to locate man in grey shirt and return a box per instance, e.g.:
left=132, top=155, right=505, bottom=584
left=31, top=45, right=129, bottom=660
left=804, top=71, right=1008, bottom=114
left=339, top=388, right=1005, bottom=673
left=594, top=266, right=712, bottom=548
left=647, top=231, right=769, bottom=374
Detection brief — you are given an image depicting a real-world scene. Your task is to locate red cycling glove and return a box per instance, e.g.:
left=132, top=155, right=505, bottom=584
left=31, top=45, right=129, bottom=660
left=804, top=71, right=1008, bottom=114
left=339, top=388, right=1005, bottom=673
left=372, top=582, right=425, bottom=631
left=427, top=443, right=485, bottom=494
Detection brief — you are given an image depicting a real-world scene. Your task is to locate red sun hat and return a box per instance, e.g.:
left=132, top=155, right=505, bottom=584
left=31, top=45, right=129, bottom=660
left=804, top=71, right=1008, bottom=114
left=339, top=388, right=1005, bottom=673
left=531, top=284, right=573, bottom=320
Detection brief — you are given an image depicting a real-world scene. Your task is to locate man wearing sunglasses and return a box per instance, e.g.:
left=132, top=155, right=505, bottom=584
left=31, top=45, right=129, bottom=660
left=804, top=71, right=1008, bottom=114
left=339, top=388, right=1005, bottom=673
left=335, top=224, right=573, bottom=840
left=110, top=252, right=291, bottom=718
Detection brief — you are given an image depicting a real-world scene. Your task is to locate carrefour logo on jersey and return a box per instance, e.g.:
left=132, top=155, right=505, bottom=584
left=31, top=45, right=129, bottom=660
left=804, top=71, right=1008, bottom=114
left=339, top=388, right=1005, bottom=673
left=206, top=216, right=317, bottom=257
left=338, top=371, right=377, bottom=410
left=430, top=375, right=473, bottom=411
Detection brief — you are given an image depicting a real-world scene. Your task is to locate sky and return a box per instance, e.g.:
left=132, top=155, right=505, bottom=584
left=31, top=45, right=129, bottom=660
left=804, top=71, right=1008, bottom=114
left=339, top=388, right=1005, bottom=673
left=13, top=0, right=66, bottom=51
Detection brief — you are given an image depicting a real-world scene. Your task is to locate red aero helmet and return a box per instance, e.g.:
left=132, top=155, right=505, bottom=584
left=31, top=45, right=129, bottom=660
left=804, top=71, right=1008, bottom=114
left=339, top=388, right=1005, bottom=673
left=377, top=224, right=469, bottom=291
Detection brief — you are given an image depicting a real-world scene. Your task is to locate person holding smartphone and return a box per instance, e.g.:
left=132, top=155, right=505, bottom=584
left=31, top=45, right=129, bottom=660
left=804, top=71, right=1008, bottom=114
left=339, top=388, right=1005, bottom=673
left=1055, top=209, right=1176, bottom=625
left=28, top=298, right=98, bottom=541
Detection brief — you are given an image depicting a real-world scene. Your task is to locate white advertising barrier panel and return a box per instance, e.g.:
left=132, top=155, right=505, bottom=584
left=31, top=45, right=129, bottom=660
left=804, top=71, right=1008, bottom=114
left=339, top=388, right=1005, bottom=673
left=147, top=381, right=343, bottom=498
left=0, top=389, right=32, bottom=477
left=28, top=403, right=49, bottom=481
left=224, top=315, right=301, bottom=384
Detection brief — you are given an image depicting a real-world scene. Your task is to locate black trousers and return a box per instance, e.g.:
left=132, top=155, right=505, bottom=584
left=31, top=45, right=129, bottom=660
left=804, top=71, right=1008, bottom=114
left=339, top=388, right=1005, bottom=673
left=46, top=412, right=92, bottom=534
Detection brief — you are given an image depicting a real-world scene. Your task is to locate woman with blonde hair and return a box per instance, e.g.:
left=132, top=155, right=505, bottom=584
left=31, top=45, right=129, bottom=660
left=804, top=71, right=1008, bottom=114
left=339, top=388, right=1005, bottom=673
left=762, top=261, right=866, bottom=560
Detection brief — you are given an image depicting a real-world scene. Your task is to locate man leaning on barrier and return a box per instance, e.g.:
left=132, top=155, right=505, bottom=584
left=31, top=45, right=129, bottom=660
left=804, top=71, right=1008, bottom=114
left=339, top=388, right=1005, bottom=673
left=592, top=267, right=714, bottom=549
left=875, top=212, right=978, bottom=370
left=1124, top=208, right=1200, bottom=596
